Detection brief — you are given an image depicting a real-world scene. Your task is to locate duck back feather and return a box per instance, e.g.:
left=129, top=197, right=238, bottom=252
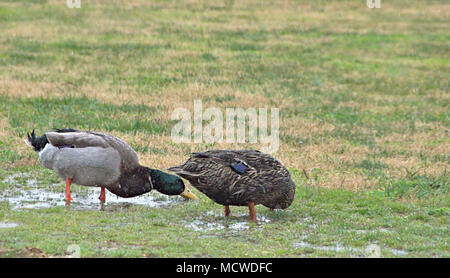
left=169, top=150, right=296, bottom=209
left=27, top=129, right=150, bottom=197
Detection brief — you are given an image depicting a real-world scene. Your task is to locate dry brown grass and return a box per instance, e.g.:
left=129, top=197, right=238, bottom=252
left=0, top=114, right=36, bottom=169
left=2, top=74, right=446, bottom=189
left=0, top=0, right=447, bottom=191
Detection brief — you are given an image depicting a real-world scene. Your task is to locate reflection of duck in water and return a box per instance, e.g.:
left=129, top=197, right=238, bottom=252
left=26, top=128, right=198, bottom=206
left=169, top=150, right=296, bottom=221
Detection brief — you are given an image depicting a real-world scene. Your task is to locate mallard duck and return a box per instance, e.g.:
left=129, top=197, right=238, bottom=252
left=25, top=128, right=198, bottom=206
left=168, top=150, right=295, bottom=221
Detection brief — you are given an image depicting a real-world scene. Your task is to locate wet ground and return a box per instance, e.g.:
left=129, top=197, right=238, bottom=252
left=0, top=173, right=185, bottom=210
left=292, top=226, right=409, bottom=257
left=0, top=222, right=19, bottom=229
left=183, top=211, right=271, bottom=232
left=1, top=173, right=278, bottom=233
left=0, top=173, right=409, bottom=257
left=292, top=240, right=408, bottom=257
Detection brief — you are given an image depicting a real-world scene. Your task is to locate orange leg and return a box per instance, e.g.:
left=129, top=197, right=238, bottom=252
left=98, top=187, right=106, bottom=203
left=248, top=202, right=257, bottom=222
left=65, top=178, right=73, bottom=206
left=224, top=205, right=231, bottom=217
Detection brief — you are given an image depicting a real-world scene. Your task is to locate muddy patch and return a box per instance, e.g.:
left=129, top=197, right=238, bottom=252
left=1, top=173, right=186, bottom=210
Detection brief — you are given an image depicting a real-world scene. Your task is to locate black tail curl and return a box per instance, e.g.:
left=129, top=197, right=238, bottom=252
left=27, top=129, right=48, bottom=152
left=26, top=128, right=77, bottom=152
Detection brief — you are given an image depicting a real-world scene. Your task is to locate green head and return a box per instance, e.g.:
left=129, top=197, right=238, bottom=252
left=148, top=168, right=198, bottom=199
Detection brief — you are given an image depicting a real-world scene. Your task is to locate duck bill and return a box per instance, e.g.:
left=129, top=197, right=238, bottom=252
left=180, top=187, right=199, bottom=200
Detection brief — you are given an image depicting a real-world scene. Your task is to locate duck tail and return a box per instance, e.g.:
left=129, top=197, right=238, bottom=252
left=167, top=165, right=185, bottom=174
left=25, top=129, right=48, bottom=152
left=167, top=166, right=202, bottom=178
left=167, top=165, right=181, bottom=172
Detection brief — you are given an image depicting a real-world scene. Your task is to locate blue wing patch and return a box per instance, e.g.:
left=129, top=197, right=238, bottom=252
left=230, top=162, right=247, bottom=174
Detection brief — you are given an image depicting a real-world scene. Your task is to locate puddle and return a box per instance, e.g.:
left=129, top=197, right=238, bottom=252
left=184, top=214, right=271, bottom=232
left=293, top=240, right=408, bottom=257
left=293, top=241, right=360, bottom=253
left=205, top=211, right=271, bottom=222
left=3, top=173, right=27, bottom=184
left=298, top=216, right=319, bottom=229
left=0, top=222, right=19, bottom=229
left=293, top=233, right=360, bottom=253
left=185, top=220, right=226, bottom=232
left=184, top=220, right=250, bottom=232
left=1, top=173, right=186, bottom=210
left=354, top=228, right=391, bottom=234
left=1, top=188, right=181, bottom=210
left=390, top=248, right=408, bottom=256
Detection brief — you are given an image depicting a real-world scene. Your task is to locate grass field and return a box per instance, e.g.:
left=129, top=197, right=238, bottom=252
left=0, top=0, right=448, bottom=257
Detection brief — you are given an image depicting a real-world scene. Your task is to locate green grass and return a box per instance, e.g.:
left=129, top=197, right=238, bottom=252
left=0, top=0, right=448, bottom=257
left=0, top=168, right=448, bottom=257
left=383, top=171, right=449, bottom=199
left=0, top=95, right=169, bottom=136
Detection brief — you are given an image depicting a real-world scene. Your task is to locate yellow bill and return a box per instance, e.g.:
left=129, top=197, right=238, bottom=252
left=180, top=186, right=199, bottom=200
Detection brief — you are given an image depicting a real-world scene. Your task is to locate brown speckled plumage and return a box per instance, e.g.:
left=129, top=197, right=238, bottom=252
left=169, top=150, right=296, bottom=210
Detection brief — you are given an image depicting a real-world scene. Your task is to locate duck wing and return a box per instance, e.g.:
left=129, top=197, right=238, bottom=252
left=46, top=131, right=110, bottom=148
left=46, top=131, right=140, bottom=171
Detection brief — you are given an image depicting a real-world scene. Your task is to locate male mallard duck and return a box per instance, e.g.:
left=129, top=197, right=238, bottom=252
left=25, top=128, right=198, bottom=206
left=168, top=150, right=295, bottom=221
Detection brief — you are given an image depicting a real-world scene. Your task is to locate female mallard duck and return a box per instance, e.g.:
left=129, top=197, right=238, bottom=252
left=26, top=129, right=198, bottom=206
left=168, top=150, right=295, bottom=221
